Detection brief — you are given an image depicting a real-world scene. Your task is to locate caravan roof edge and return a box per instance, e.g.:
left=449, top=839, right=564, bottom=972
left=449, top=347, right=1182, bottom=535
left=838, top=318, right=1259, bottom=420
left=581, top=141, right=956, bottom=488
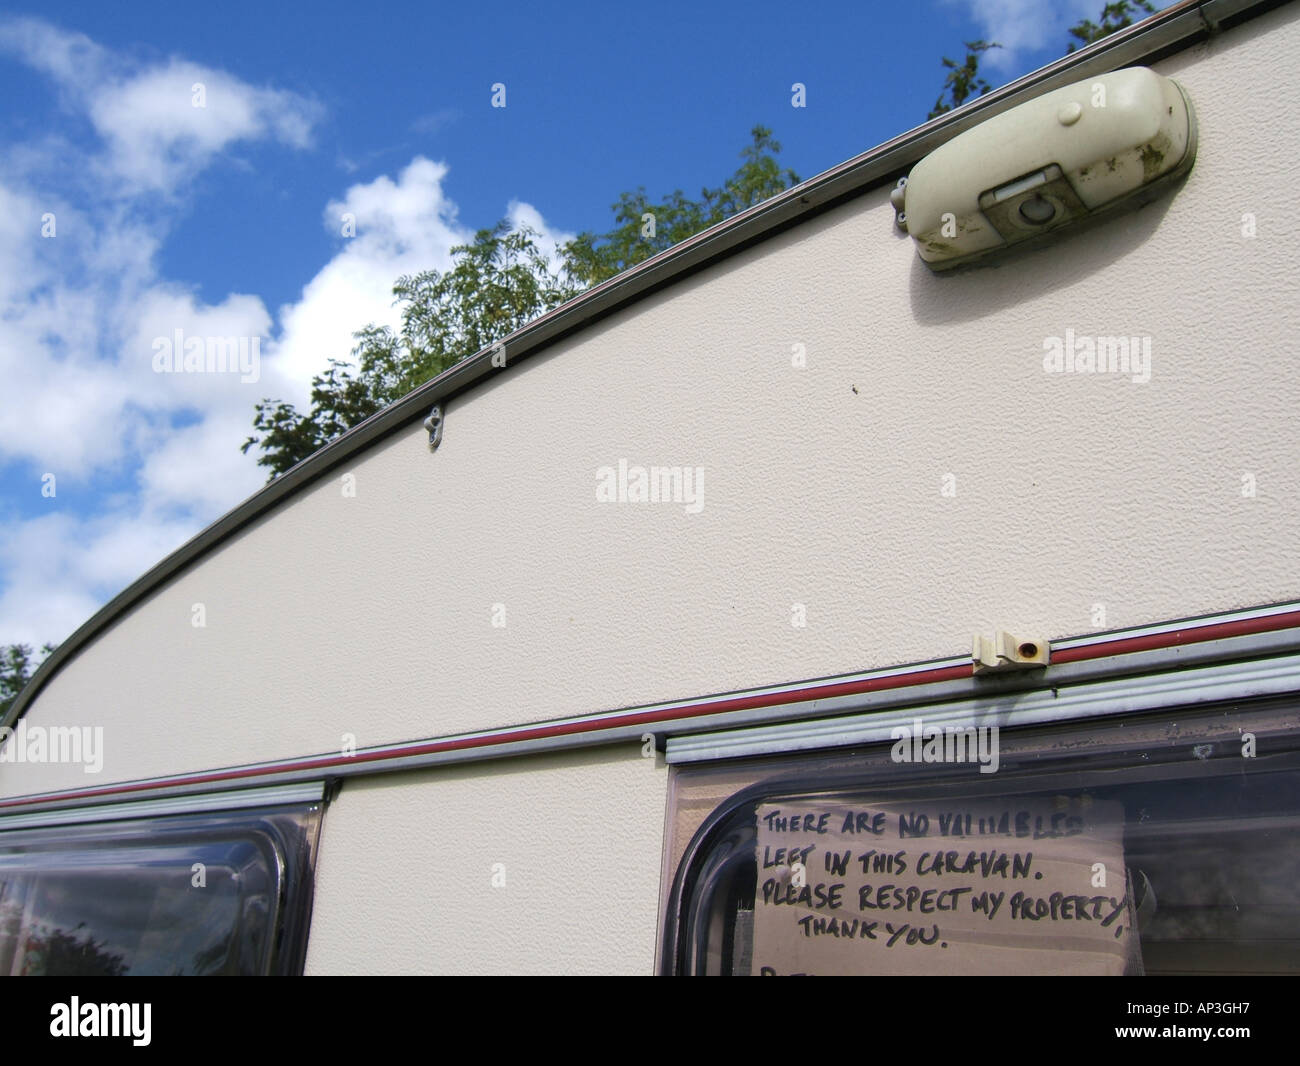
left=4, top=0, right=1282, bottom=730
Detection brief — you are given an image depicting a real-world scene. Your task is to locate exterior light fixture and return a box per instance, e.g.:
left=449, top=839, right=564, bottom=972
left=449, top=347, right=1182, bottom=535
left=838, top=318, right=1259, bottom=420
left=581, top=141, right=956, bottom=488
left=895, top=67, right=1197, bottom=271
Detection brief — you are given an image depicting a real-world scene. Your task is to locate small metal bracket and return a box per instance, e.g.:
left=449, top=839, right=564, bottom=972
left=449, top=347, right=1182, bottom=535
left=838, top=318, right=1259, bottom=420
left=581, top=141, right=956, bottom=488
left=972, top=630, right=1050, bottom=675
left=423, top=405, right=443, bottom=450
left=890, top=176, right=909, bottom=231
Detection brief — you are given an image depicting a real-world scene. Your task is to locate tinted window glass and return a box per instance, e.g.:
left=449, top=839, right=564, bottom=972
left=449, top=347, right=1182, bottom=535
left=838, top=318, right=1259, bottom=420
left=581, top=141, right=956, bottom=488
left=661, top=698, right=1300, bottom=975
left=0, top=803, right=321, bottom=976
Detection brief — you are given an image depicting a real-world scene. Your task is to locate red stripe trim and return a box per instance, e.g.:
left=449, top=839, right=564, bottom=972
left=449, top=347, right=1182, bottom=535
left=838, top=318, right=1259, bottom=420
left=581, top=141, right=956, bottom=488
left=1048, top=609, right=1300, bottom=664
left=3, top=607, right=1299, bottom=812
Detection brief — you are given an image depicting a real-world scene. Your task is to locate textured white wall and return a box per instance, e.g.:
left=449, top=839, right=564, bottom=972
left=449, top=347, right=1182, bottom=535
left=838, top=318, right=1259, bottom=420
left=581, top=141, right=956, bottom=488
left=2, top=4, right=1298, bottom=974
left=304, top=748, right=668, bottom=975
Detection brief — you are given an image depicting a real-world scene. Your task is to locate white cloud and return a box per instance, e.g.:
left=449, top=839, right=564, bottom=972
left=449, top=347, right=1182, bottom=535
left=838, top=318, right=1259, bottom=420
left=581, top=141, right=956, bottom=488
left=135, top=408, right=268, bottom=517
left=0, top=17, right=109, bottom=94
left=0, top=187, right=272, bottom=478
left=0, top=510, right=197, bottom=648
left=270, top=158, right=468, bottom=392
left=0, top=196, right=138, bottom=475
left=88, top=60, right=321, bottom=192
left=0, top=17, right=321, bottom=195
left=944, top=0, right=1126, bottom=71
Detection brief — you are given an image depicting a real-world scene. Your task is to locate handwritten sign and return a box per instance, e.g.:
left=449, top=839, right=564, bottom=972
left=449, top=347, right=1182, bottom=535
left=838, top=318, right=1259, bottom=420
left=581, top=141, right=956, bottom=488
left=751, top=796, right=1141, bottom=975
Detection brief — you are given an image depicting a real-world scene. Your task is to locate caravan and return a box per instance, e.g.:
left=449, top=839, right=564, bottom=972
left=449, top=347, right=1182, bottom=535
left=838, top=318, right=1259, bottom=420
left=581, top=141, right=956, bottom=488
left=1, top=0, right=1298, bottom=976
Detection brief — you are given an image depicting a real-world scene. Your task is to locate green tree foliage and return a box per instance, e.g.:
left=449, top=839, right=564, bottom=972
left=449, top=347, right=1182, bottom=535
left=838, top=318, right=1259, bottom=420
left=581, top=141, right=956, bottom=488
left=0, top=643, right=53, bottom=720
left=563, top=126, right=801, bottom=287
left=242, top=360, right=378, bottom=480
left=243, top=222, right=577, bottom=478
left=18, top=923, right=129, bottom=977
left=244, top=128, right=800, bottom=477
left=928, top=41, right=1002, bottom=119
left=1067, top=1, right=1157, bottom=52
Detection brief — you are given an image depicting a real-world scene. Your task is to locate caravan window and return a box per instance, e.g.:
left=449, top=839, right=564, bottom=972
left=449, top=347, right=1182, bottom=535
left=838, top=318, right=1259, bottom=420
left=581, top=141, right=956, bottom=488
left=0, top=802, right=322, bottom=976
left=659, top=696, right=1300, bottom=975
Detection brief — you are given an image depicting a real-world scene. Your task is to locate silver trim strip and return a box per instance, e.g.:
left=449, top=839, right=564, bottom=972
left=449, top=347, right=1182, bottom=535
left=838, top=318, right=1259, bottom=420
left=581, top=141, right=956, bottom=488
left=660, top=625, right=1300, bottom=747
left=1050, top=597, right=1300, bottom=648
left=4, top=610, right=1299, bottom=815
left=6, top=0, right=1284, bottom=730
left=667, top=651, right=1300, bottom=764
left=0, top=781, right=326, bottom=831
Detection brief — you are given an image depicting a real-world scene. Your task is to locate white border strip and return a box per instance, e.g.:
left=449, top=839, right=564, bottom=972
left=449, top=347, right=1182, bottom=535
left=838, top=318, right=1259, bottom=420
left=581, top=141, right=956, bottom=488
left=0, top=781, right=326, bottom=831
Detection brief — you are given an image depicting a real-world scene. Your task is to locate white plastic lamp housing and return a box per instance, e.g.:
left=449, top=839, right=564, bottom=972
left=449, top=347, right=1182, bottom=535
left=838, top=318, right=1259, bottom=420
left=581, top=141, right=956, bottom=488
left=900, top=67, right=1196, bottom=271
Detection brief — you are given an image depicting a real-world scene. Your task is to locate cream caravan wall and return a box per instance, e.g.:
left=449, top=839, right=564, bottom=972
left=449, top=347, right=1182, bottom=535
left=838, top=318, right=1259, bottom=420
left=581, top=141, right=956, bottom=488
left=302, top=749, right=668, bottom=975
left=2, top=6, right=1298, bottom=973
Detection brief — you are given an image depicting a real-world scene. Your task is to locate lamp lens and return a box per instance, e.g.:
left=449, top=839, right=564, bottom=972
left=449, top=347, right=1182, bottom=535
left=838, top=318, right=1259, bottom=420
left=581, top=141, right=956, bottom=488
left=1019, top=195, right=1056, bottom=225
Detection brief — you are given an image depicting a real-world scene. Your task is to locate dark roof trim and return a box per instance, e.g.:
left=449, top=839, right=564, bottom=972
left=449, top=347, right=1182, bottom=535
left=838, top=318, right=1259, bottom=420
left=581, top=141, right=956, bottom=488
left=4, top=0, right=1284, bottom=729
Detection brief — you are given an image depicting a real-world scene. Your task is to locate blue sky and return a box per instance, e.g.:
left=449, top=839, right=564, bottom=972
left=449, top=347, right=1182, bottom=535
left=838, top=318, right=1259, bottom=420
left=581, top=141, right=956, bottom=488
left=0, top=0, right=1164, bottom=650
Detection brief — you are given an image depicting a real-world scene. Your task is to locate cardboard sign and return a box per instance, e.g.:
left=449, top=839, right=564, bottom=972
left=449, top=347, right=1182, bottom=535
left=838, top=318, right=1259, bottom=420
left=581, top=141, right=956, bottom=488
left=751, top=796, right=1141, bottom=975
